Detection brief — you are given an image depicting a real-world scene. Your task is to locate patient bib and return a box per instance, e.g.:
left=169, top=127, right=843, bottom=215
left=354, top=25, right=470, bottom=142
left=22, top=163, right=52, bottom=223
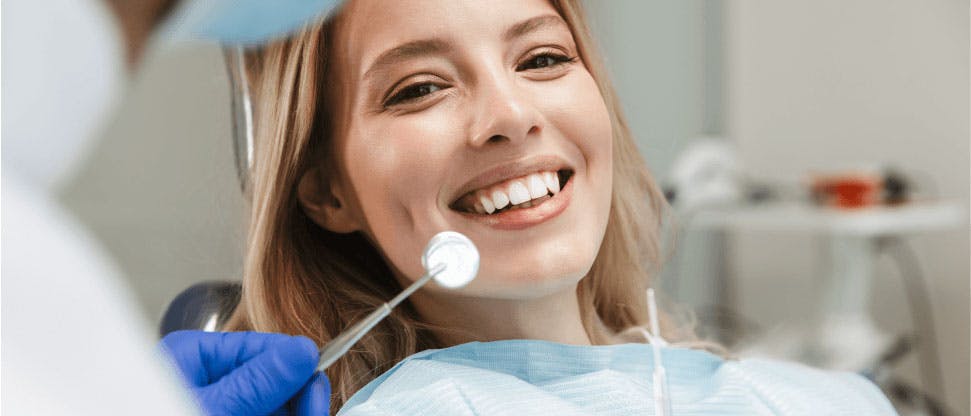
left=338, top=339, right=896, bottom=415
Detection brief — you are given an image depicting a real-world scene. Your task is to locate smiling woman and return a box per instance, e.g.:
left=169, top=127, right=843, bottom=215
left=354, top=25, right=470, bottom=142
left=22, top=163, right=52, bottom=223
left=222, top=0, right=895, bottom=414
left=226, top=0, right=678, bottom=405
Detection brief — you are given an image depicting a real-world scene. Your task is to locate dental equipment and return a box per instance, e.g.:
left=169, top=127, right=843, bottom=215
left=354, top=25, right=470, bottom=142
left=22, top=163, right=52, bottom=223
left=649, top=288, right=673, bottom=416
left=637, top=288, right=673, bottom=416
left=316, top=231, right=479, bottom=372
left=224, top=45, right=254, bottom=193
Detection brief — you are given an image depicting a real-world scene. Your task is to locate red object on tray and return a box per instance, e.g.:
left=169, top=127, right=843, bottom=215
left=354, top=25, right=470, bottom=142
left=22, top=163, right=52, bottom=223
left=811, top=173, right=882, bottom=209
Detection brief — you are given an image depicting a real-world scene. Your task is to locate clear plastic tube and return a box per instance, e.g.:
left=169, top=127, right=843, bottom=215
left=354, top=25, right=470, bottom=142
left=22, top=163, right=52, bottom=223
left=647, top=288, right=673, bottom=416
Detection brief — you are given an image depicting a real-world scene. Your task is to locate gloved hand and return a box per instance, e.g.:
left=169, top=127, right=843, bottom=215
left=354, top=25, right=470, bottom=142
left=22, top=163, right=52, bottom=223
left=160, top=330, right=331, bottom=416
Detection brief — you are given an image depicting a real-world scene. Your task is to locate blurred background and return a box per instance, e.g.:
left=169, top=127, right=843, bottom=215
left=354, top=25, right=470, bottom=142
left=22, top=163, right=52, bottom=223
left=60, top=0, right=968, bottom=415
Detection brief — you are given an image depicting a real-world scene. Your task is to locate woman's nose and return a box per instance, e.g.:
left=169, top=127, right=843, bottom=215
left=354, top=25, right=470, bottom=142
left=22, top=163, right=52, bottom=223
left=467, top=77, right=541, bottom=148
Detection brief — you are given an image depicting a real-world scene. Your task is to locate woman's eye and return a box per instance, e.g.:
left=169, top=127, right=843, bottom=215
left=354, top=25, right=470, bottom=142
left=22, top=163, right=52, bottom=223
left=517, top=52, right=576, bottom=71
left=384, top=83, right=443, bottom=107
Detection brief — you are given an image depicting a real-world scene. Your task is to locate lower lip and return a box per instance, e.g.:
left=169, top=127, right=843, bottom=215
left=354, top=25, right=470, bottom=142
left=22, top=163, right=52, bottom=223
left=454, top=176, right=574, bottom=230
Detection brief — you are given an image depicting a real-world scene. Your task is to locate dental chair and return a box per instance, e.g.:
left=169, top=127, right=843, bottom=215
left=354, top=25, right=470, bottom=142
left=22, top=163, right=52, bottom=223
left=159, top=281, right=241, bottom=337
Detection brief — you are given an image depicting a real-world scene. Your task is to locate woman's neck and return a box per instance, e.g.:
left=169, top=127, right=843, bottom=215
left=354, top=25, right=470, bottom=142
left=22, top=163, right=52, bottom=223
left=407, top=283, right=599, bottom=347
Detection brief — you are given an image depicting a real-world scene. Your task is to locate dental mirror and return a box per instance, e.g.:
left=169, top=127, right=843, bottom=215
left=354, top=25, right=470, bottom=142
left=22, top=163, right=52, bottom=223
left=316, top=231, right=479, bottom=372
left=422, top=231, right=479, bottom=289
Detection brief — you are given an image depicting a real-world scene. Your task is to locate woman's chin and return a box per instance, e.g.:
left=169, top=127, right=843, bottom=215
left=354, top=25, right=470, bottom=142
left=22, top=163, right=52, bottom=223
left=451, top=259, right=593, bottom=299
left=446, top=222, right=603, bottom=298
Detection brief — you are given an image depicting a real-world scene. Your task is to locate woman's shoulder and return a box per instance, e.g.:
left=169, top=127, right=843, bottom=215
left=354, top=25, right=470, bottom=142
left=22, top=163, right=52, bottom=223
left=726, top=356, right=898, bottom=414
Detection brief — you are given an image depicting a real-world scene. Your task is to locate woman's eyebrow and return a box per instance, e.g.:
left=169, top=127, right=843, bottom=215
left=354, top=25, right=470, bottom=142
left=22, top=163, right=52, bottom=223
left=363, top=39, right=451, bottom=81
left=362, top=14, right=567, bottom=82
left=503, top=14, right=567, bottom=42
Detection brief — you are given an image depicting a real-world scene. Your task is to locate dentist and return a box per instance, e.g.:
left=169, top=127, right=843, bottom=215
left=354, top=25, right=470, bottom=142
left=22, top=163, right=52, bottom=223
left=3, top=0, right=338, bottom=414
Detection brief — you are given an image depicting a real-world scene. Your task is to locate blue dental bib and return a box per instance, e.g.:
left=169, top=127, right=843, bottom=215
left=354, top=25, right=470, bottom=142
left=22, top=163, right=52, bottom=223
left=338, top=339, right=896, bottom=415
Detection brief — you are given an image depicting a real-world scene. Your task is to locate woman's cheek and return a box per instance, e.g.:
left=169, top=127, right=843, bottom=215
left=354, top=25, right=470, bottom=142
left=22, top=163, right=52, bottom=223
left=344, top=118, right=459, bottom=279
left=539, top=72, right=613, bottom=178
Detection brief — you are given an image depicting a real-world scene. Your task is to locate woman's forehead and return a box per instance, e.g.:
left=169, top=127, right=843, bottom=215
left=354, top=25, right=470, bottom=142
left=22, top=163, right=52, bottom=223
left=335, top=0, right=562, bottom=79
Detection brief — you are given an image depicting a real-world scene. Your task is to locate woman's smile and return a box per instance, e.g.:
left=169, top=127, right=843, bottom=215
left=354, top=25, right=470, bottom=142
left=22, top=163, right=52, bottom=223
left=455, top=174, right=573, bottom=230
left=447, top=155, right=576, bottom=230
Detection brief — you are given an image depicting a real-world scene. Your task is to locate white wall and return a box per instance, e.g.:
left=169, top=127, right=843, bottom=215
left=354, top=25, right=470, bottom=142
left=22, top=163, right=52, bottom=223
left=584, top=0, right=709, bottom=179
left=725, top=1, right=969, bottom=414
left=60, top=44, right=244, bottom=324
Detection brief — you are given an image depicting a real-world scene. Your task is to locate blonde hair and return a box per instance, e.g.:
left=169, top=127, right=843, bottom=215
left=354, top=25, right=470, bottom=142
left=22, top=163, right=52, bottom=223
left=226, top=1, right=719, bottom=412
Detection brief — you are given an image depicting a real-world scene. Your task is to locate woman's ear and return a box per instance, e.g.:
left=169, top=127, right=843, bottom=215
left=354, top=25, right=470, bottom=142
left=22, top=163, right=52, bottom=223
left=297, top=167, right=361, bottom=233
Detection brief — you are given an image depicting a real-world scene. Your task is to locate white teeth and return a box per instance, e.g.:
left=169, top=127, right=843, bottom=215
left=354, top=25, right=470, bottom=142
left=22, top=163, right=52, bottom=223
left=543, top=172, right=560, bottom=194
left=527, top=174, right=548, bottom=199
left=458, top=170, right=566, bottom=214
left=491, top=189, right=510, bottom=209
left=507, top=181, right=531, bottom=205
left=479, top=194, right=495, bottom=214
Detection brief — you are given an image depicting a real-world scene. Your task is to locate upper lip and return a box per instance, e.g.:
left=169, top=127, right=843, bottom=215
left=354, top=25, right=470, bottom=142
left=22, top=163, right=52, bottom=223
left=447, top=155, right=573, bottom=205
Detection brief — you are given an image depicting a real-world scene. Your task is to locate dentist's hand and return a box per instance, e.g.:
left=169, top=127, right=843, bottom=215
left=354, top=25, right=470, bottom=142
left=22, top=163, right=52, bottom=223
left=161, top=331, right=331, bottom=416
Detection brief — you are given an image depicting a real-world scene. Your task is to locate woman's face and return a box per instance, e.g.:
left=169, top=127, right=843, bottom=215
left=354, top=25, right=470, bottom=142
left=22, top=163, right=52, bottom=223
left=319, top=0, right=613, bottom=298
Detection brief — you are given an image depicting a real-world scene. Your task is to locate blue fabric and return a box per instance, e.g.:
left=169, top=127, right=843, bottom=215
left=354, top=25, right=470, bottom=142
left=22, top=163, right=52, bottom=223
left=338, top=339, right=897, bottom=415
left=164, top=0, right=342, bottom=45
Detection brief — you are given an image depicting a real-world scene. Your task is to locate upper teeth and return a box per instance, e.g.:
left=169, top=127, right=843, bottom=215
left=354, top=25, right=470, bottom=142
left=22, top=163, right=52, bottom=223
left=464, top=171, right=561, bottom=215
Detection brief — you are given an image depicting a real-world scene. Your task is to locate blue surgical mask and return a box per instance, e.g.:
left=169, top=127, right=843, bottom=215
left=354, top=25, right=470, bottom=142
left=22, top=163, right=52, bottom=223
left=161, top=0, right=343, bottom=45
left=338, top=339, right=896, bottom=415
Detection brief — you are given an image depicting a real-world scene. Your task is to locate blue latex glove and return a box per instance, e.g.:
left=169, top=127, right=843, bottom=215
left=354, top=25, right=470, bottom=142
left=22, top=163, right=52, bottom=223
left=161, top=330, right=330, bottom=416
